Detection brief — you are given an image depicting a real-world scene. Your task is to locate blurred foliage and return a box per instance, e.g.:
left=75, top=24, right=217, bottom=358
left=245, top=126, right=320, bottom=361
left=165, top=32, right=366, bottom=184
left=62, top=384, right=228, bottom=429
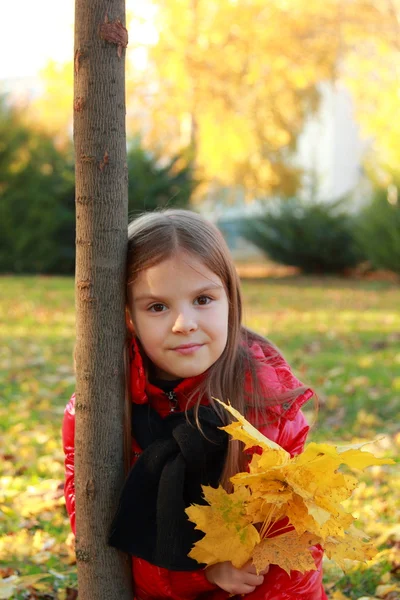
left=342, top=0, right=400, bottom=181
left=127, top=138, right=196, bottom=216
left=0, top=99, right=195, bottom=274
left=355, top=184, right=400, bottom=275
left=28, top=61, right=73, bottom=148
left=0, top=97, right=75, bottom=274
left=126, top=0, right=399, bottom=194
left=241, top=198, right=363, bottom=274
left=30, top=1, right=399, bottom=197
left=0, top=275, right=399, bottom=599
left=128, top=0, right=335, bottom=195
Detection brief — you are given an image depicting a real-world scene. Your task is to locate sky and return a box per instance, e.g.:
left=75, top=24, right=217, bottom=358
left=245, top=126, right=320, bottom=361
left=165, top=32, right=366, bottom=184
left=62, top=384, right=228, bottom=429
left=0, top=0, right=156, bottom=83
left=0, top=1, right=74, bottom=81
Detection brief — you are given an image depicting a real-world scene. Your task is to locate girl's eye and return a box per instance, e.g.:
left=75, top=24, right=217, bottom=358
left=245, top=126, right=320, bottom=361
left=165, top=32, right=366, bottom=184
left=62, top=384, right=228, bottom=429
left=195, top=295, right=212, bottom=306
left=148, top=303, right=166, bottom=313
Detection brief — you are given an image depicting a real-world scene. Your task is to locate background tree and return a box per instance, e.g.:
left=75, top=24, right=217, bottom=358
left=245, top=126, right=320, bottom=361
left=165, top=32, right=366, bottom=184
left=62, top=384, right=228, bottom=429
left=112, top=0, right=400, bottom=197
left=73, top=0, right=132, bottom=598
left=29, top=60, right=74, bottom=148
left=321, top=0, right=399, bottom=184
left=128, top=0, right=340, bottom=196
left=25, top=0, right=400, bottom=200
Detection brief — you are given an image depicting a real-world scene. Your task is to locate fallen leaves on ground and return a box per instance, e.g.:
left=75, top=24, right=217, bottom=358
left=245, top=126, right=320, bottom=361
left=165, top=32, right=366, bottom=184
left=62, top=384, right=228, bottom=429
left=1, top=275, right=399, bottom=599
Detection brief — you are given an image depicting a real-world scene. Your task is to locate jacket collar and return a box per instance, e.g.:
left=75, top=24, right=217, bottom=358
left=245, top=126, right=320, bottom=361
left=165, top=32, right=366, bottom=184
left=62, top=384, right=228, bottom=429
left=129, top=337, right=207, bottom=416
left=129, top=336, right=313, bottom=421
left=146, top=374, right=207, bottom=416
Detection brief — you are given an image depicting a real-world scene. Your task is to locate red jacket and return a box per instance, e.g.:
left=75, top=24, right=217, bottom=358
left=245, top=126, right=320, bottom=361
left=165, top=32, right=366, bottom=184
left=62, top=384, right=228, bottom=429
left=62, top=338, right=327, bottom=600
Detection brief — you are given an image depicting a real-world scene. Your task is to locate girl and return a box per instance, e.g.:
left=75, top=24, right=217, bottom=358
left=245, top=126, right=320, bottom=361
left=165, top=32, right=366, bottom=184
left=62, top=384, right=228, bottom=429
left=62, top=209, right=327, bottom=600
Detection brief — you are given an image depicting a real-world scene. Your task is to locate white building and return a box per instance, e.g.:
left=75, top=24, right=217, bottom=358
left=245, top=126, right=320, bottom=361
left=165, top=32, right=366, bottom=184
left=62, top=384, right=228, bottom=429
left=296, top=81, right=367, bottom=202
left=202, top=81, right=369, bottom=256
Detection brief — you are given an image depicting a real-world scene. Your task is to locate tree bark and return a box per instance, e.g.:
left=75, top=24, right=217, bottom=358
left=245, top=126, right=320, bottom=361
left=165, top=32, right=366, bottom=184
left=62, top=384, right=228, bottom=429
left=73, top=0, right=132, bottom=598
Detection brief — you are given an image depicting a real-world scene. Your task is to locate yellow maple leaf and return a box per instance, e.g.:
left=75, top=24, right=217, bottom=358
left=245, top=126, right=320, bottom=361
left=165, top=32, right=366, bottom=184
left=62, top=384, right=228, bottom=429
left=186, top=485, right=260, bottom=568
left=304, top=501, right=332, bottom=527
left=287, top=493, right=321, bottom=536
left=244, top=497, right=286, bottom=526
left=230, top=472, right=291, bottom=501
left=294, top=441, right=394, bottom=472
left=252, top=530, right=319, bottom=575
left=324, top=527, right=376, bottom=570
left=339, top=447, right=395, bottom=470
left=318, top=511, right=354, bottom=540
left=285, top=490, right=354, bottom=540
left=245, top=496, right=267, bottom=524
left=256, top=447, right=290, bottom=470
left=317, top=472, right=358, bottom=503
left=254, top=483, right=293, bottom=507
left=214, top=399, right=290, bottom=459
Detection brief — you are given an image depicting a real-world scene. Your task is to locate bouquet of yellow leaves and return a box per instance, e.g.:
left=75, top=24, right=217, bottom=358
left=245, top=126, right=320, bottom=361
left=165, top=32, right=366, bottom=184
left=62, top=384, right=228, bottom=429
left=185, top=400, right=394, bottom=575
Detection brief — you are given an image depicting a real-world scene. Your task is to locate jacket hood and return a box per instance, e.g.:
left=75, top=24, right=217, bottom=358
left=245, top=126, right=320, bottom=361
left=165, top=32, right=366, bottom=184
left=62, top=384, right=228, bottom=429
left=244, top=338, right=313, bottom=421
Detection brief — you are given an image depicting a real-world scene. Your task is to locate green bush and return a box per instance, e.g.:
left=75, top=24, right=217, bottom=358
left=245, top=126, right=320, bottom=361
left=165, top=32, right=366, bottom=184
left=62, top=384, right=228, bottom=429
left=127, top=138, right=197, bottom=216
left=0, top=98, right=75, bottom=274
left=355, top=186, right=400, bottom=274
left=0, top=98, right=197, bottom=274
left=241, top=197, right=363, bottom=274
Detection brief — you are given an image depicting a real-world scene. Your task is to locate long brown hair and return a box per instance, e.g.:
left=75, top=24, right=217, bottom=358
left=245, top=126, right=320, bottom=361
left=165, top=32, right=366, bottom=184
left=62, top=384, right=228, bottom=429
left=124, top=209, right=308, bottom=487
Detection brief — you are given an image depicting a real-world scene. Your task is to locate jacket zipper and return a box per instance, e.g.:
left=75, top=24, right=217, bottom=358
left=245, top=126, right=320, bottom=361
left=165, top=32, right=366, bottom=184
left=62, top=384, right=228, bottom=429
left=166, top=390, right=178, bottom=412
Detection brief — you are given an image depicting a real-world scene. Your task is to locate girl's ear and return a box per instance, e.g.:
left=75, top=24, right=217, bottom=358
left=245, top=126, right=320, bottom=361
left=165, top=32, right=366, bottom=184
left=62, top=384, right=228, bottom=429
left=125, top=307, right=135, bottom=336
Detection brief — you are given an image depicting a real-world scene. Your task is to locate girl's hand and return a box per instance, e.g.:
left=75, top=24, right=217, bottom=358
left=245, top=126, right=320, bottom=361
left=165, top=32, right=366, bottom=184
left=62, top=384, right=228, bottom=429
left=205, top=561, right=269, bottom=595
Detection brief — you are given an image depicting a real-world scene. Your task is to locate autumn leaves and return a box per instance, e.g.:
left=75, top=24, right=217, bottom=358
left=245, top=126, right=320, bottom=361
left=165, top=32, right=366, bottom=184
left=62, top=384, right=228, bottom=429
left=186, top=400, right=394, bottom=575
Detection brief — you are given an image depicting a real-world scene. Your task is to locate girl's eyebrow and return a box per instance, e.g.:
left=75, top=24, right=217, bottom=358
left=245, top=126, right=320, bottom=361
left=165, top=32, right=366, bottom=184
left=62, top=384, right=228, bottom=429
left=133, top=283, right=223, bottom=303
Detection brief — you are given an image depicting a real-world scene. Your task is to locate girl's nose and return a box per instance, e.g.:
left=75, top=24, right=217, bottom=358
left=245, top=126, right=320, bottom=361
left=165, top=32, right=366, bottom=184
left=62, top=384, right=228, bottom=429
left=172, top=311, right=198, bottom=334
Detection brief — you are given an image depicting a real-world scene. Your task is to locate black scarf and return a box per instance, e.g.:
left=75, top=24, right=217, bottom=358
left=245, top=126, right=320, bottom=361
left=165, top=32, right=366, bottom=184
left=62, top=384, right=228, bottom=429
left=108, top=403, right=228, bottom=570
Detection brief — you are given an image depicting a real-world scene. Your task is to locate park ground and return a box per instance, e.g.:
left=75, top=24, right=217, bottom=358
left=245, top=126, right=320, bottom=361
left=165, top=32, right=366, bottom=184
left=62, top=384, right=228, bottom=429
left=0, top=275, right=399, bottom=599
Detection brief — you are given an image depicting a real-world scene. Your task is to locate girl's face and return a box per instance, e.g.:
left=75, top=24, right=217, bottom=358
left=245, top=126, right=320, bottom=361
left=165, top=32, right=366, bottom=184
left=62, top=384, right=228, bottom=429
left=128, top=250, right=229, bottom=380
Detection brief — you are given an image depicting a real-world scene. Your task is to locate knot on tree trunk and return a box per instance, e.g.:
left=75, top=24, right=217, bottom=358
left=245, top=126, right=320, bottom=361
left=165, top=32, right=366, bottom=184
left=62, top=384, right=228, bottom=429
left=99, top=15, right=128, bottom=58
left=76, top=546, right=91, bottom=563
left=74, top=49, right=85, bottom=74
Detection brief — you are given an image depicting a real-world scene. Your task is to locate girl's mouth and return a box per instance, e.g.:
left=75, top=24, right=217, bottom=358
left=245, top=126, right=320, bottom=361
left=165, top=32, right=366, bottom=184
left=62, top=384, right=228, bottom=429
left=172, top=344, right=204, bottom=355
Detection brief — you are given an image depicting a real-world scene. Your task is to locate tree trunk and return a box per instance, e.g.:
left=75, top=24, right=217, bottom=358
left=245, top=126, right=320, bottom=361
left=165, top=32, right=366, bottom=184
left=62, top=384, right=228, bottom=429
left=73, top=0, right=132, bottom=598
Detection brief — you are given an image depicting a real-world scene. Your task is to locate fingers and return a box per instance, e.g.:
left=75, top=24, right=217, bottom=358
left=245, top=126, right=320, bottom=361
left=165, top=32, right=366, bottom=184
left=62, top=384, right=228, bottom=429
left=243, top=574, right=264, bottom=588
left=205, top=561, right=267, bottom=596
left=229, top=565, right=264, bottom=595
left=235, top=584, right=256, bottom=595
left=242, top=561, right=257, bottom=575
left=242, top=561, right=270, bottom=576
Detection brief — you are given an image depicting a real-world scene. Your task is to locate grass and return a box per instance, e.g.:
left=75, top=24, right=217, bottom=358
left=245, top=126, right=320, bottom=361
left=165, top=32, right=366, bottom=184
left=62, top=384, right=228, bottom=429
left=0, top=275, right=399, bottom=599
left=242, top=277, right=400, bottom=439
